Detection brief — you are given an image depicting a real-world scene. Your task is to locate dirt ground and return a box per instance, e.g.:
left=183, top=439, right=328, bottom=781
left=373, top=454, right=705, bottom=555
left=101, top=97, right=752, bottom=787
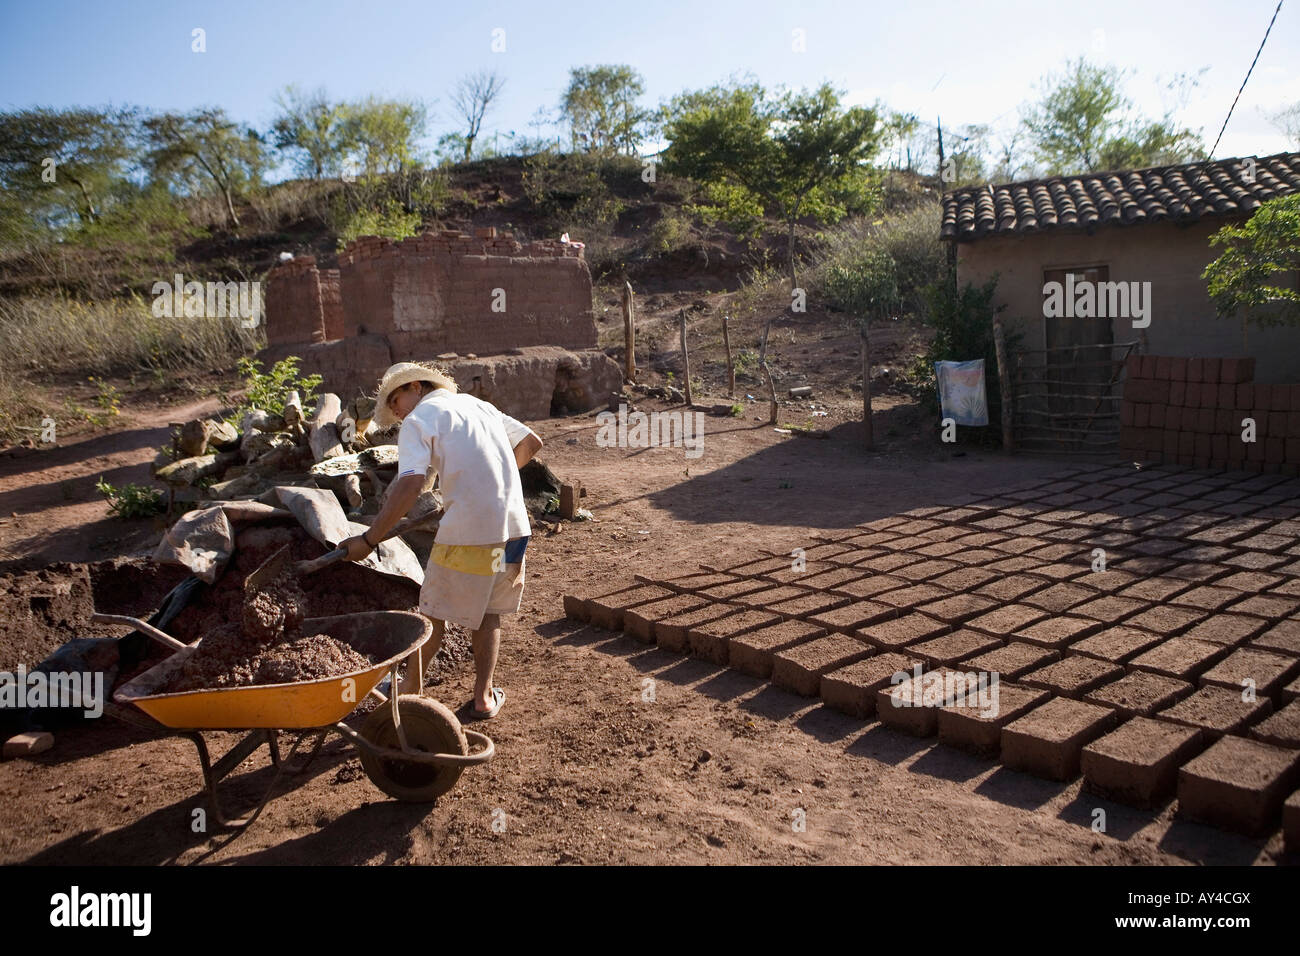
left=0, top=390, right=1288, bottom=865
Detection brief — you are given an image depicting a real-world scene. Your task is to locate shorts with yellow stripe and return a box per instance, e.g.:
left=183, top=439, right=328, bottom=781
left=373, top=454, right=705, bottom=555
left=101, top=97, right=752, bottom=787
left=419, top=536, right=528, bottom=629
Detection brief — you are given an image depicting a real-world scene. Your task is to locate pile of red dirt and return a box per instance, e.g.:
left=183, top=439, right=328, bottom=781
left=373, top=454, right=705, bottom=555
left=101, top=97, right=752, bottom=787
left=165, top=622, right=373, bottom=692
left=166, top=569, right=374, bottom=692
left=0, top=564, right=97, bottom=671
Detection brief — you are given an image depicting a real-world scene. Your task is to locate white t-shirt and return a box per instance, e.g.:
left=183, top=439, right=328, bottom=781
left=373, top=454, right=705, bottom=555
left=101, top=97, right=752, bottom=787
left=396, top=390, right=537, bottom=545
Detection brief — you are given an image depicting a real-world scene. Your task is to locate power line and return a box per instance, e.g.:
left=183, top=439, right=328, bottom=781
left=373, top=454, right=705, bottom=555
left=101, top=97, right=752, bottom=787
left=1210, top=0, right=1285, bottom=157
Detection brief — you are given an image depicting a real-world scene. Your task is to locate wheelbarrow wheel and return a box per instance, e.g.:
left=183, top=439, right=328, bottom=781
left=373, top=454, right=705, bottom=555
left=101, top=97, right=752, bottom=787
left=358, top=696, right=468, bottom=802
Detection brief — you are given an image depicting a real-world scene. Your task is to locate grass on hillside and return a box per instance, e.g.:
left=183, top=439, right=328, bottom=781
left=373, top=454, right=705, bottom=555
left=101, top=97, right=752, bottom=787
left=0, top=292, right=260, bottom=445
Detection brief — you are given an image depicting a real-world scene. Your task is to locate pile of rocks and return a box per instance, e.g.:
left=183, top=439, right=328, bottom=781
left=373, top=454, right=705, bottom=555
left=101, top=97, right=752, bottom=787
left=152, top=391, right=411, bottom=519
left=152, top=390, right=568, bottom=524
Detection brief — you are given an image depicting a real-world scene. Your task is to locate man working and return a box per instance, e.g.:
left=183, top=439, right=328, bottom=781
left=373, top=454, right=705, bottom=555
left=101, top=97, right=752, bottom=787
left=340, top=362, right=543, bottom=720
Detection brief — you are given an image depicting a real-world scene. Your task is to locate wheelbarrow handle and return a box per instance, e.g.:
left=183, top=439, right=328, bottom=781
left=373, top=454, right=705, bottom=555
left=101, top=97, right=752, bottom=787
left=294, top=512, right=442, bottom=576
left=91, top=613, right=190, bottom=653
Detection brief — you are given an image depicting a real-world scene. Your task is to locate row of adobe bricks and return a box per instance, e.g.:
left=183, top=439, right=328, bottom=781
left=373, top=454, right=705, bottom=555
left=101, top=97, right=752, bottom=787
left=563, top=577, right=1300, bottom=847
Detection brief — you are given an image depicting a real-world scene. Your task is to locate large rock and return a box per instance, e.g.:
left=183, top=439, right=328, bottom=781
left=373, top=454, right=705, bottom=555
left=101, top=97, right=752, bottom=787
left=309, top=393, right=345, bottom=461
left=156, top=454, right=224, bottom=486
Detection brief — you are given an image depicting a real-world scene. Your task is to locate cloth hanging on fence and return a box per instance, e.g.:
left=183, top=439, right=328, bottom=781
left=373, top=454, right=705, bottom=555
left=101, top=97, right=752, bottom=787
left=935, top=359, right=989, bottom=427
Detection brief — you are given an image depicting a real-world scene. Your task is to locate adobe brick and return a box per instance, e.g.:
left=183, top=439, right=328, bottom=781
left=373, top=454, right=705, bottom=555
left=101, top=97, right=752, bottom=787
left=687, top=607, right=782, bottom=664
left=772, top=634, right=874, bottom=696
left=1083, top=670, right=1194, bottom=717
left=1082, top=717, right=1206, bottom=809
left=1156, top=684, right=1272, bottom=739
left=1001, top=697, right=1119, bottom=781
left=820, top=652, right=921, bottom=718
left=1177, top=735, right=1300, bottom=834
left=623, top=594, right=709, bottom=642
left=727, top=619, right=824, bottom=678
left=938, top=682, right=1050, bottom=757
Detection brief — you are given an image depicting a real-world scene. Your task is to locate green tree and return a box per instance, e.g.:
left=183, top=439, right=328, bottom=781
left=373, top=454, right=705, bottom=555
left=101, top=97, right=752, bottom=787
left=449, top=70, right=506, bottom=161
left=663, top=81, right=882, bottom=287
left=336, top=96, right=429, bottom=176
left=561, top=65, right=648, bottom=156
left=270, top=84, right=343, bottom=179
left=143, top=107, right=266, bottom=229
left=0, top=106, right=140, bottom=230
left=1021, top=58, right=1203, bottom=174
left=1203, top=193, right=1300, bottom=346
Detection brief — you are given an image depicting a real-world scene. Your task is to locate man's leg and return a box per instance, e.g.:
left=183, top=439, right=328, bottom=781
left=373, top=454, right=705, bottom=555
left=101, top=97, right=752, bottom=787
left=470, top=612, right=501, bottom=712
left=399, top=618, right=445, bottom=696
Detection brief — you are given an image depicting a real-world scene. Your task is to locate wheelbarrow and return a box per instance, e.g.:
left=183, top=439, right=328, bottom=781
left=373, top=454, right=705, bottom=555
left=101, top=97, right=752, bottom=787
left=95, top=609, right=493, bottom=828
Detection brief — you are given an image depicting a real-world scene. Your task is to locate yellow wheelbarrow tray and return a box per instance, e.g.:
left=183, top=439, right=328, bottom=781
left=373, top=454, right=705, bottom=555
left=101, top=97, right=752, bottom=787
left=101, top=610, right=493, bottom=828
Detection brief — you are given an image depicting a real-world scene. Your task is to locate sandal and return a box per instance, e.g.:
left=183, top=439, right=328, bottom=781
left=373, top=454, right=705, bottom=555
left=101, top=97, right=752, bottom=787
left=463, top=687, right=505, bottom=721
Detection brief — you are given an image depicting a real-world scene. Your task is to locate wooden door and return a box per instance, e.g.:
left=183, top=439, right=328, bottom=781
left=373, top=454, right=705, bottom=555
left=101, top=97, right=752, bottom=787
left=1043, top=266, right=1113, bottom=418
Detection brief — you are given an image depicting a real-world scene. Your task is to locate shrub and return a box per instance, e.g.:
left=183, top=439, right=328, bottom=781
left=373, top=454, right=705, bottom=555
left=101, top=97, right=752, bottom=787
left=824, top=249, right=900, bottom=323
left=0, top=291, right=260, bottom=379
left=812, top=203, right=945, bottom=320
left=96, top=477, right=165, bottom=519
left=228, top=356, right=323, bottom=421
left=647, top=209, right=692, bottom=253
left=333, top=197, right=421, bottom=249
left=521, top=152, right=625, bottom=234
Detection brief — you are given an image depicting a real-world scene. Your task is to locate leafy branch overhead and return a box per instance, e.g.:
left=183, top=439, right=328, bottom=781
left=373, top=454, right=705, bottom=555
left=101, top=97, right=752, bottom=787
left=1204, top=193, right=1300, bottom=331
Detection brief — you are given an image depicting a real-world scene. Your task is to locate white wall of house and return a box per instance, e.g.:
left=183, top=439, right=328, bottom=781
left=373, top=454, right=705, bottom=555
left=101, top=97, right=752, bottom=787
left=954, top=219, right=1300, bottom=383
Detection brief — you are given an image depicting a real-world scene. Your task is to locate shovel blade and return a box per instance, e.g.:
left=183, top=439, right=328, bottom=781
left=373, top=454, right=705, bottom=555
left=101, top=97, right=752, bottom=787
left=245, top=543, right=291, bottom=595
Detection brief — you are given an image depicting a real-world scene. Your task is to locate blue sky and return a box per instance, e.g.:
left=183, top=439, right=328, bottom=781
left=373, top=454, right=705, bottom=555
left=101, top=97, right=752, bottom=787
left=1, top=0, right=1297, bottom=177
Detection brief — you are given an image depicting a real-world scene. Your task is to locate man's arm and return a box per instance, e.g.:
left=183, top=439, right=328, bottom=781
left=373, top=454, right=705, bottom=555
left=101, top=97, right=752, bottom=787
left=340, top=473, right=425, bottom=561
left=513, top=432, right=543, bottom=469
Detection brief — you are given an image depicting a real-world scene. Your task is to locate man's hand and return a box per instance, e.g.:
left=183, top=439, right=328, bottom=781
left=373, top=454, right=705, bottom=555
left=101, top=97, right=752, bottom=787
left=341, top=533, right=375, bottom=563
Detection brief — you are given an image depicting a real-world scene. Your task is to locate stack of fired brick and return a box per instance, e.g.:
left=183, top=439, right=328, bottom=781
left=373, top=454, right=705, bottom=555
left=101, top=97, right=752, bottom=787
left=566, top=462, right=1300, bottom=848
left=1120, top=354, right=1300, bottom=474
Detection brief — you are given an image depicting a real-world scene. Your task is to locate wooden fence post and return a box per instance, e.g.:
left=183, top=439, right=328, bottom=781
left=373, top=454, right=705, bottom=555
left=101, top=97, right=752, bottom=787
left=622, top=280, right=635, bottom=382
left=679, top=310, right=692, bottom=406
left=759, top=320, right=777, bottom=424
left=861, top=325, right=873, bottom=449
left=992, top=315, right=1014, bottom=452
left=722, top=314, right=735, bottom=396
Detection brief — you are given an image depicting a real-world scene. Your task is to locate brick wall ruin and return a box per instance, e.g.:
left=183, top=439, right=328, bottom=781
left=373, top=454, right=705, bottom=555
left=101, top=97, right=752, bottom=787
left=259, top=228, right=621, bottom=420
left=264, top=255, right=329, bottom=345
left=1119, top=354, right=1300, bottom=474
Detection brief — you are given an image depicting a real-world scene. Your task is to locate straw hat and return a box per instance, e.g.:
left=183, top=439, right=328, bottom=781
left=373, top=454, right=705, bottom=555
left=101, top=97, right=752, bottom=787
left=372, top=361, right=458, bottom=427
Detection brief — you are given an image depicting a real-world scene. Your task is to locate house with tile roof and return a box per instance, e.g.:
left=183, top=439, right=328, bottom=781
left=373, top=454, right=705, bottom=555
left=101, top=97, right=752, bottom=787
left=940, top=152, right=1300, bottom=384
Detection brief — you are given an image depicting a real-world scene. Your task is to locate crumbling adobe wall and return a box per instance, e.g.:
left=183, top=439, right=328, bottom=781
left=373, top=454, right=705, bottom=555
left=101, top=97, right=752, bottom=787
left=264, top=256, right=328, bottom=345
left=451, top=347, right=624, bottom=420
left=256, top=337, right=624, bottom=423
left=319, top=268, right=344, bottom=340
left=261, top=228, right=611, bottom=418
left=336, top=230, right=595, bottom=354
left=258, top=334, right=395, bottom=406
